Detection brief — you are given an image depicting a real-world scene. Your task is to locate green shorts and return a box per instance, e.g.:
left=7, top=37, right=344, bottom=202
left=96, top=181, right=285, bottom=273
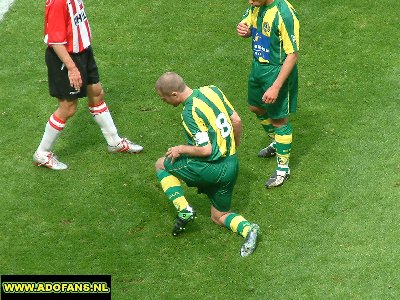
left=163, top=154, right=238, bottom=212
left=248, top=59, right=298, bottom=119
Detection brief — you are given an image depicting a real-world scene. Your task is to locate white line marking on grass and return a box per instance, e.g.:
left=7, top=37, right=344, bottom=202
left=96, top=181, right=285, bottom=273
left=0, top=0, right=16, bottom=22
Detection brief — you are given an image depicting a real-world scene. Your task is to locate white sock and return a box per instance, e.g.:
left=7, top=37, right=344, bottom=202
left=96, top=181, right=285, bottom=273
left=88, top=101, right=122, bottom=146
left=277, top=165, right=290, bottom=175
left=36, top=114, right=65, bottom=153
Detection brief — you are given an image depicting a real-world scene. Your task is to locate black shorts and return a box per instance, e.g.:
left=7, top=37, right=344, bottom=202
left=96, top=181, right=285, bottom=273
left=45, top=46, right=100, bottom=100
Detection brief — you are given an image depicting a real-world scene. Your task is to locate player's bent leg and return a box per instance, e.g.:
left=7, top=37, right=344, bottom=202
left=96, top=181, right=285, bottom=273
left=87, top=83, right=143, bottom=153
left=222, top=211, right=252, bottom=238
left=155, top=157, right=166, bottom=171
left=211, top=206, right=260, bottom=257
left=210, top=206, right=230, bottom=226
left=156, top=165, right=196, bottom=236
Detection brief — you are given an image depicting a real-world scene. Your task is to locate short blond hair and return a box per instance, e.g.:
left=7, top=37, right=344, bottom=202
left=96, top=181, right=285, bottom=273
left=155, top=72, right=187, bottom=95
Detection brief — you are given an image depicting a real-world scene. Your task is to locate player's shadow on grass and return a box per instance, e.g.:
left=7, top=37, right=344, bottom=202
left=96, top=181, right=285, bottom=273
left=230, top=164, right=252, bottom=211
left=288, top=111, right=323, bottom=171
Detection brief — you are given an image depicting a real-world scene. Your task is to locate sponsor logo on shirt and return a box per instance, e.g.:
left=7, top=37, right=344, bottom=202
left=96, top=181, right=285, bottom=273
left=252, top=30, right=271, bottom=61
left=74, top=10, right=87, bottom=26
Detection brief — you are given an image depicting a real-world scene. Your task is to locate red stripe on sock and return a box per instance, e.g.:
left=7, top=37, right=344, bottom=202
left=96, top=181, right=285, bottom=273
left=49, top=120, right=64, bottom=131
left=52, top=114, right=65, bottom=124
left=90, top=106, right=108, bottom=115
left=88, top=101, right=105, bottom=108
left=89, top=101, right=109, bottom=115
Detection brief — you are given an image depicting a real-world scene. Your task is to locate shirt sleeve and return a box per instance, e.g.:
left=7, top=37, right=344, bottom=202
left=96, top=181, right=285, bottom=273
left=279, top=9, right=300, bottom=54
left=45, top=0, right=68, bottom=45
left=240, top=7, right=252, bottom=26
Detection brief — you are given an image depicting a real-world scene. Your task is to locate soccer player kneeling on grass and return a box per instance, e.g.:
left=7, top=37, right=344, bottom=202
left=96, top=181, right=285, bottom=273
left=154, top=72, right=259, bottom=257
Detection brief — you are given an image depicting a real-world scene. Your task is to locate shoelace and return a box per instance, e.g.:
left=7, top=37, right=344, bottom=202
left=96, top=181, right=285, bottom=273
left=38, top=152, right=56, bottom=167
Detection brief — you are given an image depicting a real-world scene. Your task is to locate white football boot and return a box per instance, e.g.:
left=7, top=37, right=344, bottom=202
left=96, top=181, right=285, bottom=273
left=33, top=151, right=68, bottom=170
left=107, top=138, right=143, bottom=154
left=240, top=224, right=260, bottom=257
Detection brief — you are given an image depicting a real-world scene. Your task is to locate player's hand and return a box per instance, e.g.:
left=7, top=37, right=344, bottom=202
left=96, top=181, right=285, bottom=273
left=68, top=66, right=82, bottom=92
left=237, top=22, right=251, bottom=37
left=165, top=146, right=182, bottom=164
left=262, top=86, right=280, bottom=104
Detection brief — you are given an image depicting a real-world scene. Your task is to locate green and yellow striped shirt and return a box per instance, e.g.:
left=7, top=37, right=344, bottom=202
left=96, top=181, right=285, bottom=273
left=241, top=0, right=300, bottom=64
left=181, top=85, right=236, bottom=161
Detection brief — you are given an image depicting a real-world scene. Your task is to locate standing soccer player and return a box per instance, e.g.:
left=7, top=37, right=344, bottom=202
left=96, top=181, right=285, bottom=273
left=33, top=0, right=143, bottom=170
left=154, top=72, right=260, bottom=257
left=237, top=0, right=299, bottom=187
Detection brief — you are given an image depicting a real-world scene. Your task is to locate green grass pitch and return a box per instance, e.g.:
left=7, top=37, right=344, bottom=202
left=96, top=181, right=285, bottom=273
left=1, top=0, right=399, bottom=298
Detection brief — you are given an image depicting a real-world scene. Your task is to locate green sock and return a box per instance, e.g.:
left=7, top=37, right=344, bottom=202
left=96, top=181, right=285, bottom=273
left=156, top=170, right=189, bottom=211
left=274, top=123, right=292, bottom=173
left=224, top=213, right=251, bottom=238
left=256, top=113, right=275, bottom=140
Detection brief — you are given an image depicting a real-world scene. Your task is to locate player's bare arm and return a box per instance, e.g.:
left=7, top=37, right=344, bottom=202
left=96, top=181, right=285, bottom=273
left=230, top=111, right=242, bottom=147
left=51, top=44, right=82, bottom=91
left=165, top=143, right=212, bottom=163
left=262, top=52, right=299, bottom=104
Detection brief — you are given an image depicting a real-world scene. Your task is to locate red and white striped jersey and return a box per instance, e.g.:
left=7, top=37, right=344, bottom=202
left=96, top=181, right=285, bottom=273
left=44, top=0, right=92, bottom=53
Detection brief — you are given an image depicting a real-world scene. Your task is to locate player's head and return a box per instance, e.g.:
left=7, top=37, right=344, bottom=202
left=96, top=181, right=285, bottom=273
left=155, top=72, right=187, bottom=106
left=249, top=0, right=269, bottom=7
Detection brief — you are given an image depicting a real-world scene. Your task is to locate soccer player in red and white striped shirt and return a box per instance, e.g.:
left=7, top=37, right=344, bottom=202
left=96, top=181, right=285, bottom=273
left=33, top=0, right=143, bottom=170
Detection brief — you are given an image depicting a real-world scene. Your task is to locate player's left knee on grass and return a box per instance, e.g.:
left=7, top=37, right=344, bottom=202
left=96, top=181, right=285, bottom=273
left=155, top=157, right=165, bottom=171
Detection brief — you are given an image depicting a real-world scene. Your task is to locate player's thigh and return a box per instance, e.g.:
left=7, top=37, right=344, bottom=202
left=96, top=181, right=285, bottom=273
left=85, top=46, right=100, bottom=85
left=265, top=66, right=298, bottom=119
left=247, top=74, right=266, bottom=108
left=207, top=156, right=239, bottom=212
left=163, top=156, right=201, bottom=186
left=248, top=63, right=278, bottom=108
left=265, top=80, right=293, bottom=119
left=45, top=47, right=83, bottom=99
left=208, top=187, right=234, bottom=213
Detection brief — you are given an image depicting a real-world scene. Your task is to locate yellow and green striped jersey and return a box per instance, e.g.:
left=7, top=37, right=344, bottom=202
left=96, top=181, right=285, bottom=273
left=181, top=85, right=236, bottom=161
left=241, top=0, right=299, bottom=65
